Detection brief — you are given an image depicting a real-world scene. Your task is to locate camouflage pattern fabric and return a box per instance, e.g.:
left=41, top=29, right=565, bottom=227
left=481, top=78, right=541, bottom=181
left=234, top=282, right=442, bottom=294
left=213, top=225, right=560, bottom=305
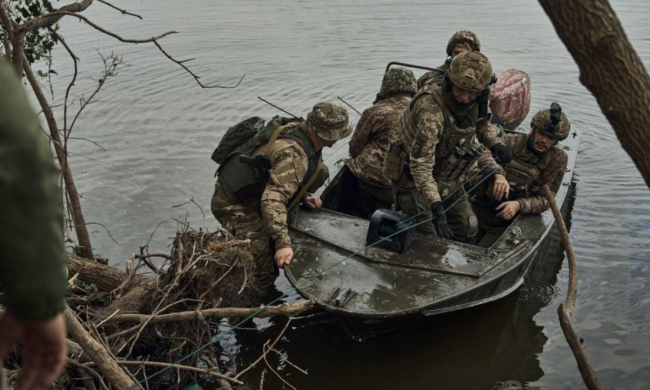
left=446, top=30, right=481, bottom=56
left=211, top=133, right=316, bottom=292
left=380, top=67, right=417, bottom=97
left=416, top=62, right=448, bottom=93
left=307, top=101, right=353, bottom=141
left=346, top=95, right=412, bottom=187
left=448, top=51, right=493, bottom=92
left=474, top=132, right=568, bottom=214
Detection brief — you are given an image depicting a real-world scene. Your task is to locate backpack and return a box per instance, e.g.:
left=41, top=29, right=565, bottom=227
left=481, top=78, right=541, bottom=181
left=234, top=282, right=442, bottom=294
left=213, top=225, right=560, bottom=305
left=211, top=116, right=302, bottom=165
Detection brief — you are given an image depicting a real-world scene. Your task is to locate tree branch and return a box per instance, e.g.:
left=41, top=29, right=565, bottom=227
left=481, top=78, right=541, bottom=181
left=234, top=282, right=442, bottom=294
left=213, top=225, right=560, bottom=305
left=97, top=0, right=143, bottom=20
left=19, top=0, right=95, bottom=32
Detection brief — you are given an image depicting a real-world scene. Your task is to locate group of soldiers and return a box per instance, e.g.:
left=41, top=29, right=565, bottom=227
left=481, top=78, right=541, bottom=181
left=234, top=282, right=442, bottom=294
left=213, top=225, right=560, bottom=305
left=210, top=30, right=571, bottom=294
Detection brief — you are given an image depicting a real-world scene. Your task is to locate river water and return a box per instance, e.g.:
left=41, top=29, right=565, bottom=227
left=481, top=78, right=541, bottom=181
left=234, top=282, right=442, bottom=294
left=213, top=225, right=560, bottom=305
left=46, top=0, right=650, bottom=388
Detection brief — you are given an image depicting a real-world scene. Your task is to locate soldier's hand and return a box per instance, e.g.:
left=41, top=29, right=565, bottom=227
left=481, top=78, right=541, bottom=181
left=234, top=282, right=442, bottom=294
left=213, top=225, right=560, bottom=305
left=430, top=201, right=455, bottom=240
left=496, top=201, right=521, bottom=221
left=492, top=174, right=510, bottom=201
left=275, top=247, right=294, bottom=268
left=490, top=142, right=512, bottom=164
left=303, top=196, right=322, bottom=210
left=0, top=311, right=67, bottom=390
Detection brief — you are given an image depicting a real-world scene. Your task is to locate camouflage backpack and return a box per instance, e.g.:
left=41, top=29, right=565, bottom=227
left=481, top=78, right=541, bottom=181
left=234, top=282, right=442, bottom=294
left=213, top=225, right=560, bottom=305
left=211, top=115, right=299, bottom=165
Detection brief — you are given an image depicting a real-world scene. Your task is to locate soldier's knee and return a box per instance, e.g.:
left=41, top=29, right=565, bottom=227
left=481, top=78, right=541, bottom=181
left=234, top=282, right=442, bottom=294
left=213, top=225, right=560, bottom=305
left=467, top=214, right=479, bottom=238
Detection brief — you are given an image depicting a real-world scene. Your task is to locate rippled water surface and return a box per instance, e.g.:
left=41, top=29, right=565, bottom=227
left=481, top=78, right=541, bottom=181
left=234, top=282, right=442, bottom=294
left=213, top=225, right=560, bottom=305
left=47, top=0, right=650, bottom=388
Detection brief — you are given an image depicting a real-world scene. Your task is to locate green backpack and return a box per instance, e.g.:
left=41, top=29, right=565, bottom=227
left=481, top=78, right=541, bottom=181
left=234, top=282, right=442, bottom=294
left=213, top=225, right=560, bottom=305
left=211, top=115, right=302, bottom=165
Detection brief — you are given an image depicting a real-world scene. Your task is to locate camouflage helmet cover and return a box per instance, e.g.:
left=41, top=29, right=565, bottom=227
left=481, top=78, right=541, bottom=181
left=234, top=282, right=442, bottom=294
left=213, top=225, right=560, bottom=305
left=446, top=30, right=481, bottom=56
left=380, top=67, right=417, bottom=97
left=306, top=101, right=353, bottom=141
left=531, top=102, right=570, bottom=140
left=447, top=51, right=493, bottom=92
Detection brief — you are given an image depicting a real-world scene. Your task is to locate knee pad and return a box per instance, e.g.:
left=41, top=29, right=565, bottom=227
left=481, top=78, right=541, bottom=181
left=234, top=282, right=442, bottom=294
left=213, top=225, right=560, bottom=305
left=466, top=214, right=479, bottom=238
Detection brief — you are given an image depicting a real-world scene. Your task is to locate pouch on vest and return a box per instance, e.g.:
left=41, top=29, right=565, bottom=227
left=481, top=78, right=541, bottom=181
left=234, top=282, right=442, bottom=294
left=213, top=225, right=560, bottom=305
left=383, top=141, right=406, bottom=181
left=211, top=116, right=266, bottom=165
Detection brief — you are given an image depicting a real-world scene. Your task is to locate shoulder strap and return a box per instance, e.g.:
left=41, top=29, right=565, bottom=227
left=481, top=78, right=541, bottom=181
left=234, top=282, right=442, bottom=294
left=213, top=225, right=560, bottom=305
left=263, top=124, right=289, bottom=155
left=288, top=157, right=322, bottom=211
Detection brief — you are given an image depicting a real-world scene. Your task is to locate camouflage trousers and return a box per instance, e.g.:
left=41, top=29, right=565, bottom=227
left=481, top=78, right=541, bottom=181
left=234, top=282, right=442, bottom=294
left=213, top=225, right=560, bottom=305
left=392, top=175, right=478, bottom=241
left=470, top=199, right=511, bottom=248
left=211, top=183, right=278, bottom=295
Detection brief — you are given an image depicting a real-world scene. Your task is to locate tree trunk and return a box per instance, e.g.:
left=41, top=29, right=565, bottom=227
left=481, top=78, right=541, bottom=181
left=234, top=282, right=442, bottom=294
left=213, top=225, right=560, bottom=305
left=22, top=54, right=95, bottom=259
left=539, top=0, right=650, bottom=189
left=68, top=254, right=150, bottom=292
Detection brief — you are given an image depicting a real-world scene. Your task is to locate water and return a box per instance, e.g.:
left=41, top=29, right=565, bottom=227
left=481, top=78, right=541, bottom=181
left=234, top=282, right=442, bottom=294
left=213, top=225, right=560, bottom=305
left=44, top=0, right=650, bottom=388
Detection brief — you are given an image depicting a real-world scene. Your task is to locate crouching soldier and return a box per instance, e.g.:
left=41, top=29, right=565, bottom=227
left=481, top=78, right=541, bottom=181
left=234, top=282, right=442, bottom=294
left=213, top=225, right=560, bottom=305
left=471, top=103, right=570, bottom=247
left=211, top=102, right=352, bottom=294
left=345, top=67, right=417, bottom=217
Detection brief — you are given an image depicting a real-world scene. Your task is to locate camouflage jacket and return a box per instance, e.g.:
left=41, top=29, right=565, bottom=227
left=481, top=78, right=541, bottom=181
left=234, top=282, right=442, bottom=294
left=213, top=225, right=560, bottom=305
left=254, top=130, right=316, bottom=250
left=398, top=90, right=503, bottom=205
left=476, top=132, right=568, bottom=214
left=416, top=62, right=448, bottom=93
left=0, top=60, right=67, bottom=322
left=346, top=95, right=411, bottom=187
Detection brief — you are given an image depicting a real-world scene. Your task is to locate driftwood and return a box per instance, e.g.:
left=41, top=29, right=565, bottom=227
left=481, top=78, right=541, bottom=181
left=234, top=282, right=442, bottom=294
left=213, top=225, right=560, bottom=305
left=101, top=300, right=314, bottom=325
left=68, top=254, right=150, bottom=292
left=64, top=306, right=139, bottom=389
left=542, top=185, right=602, bottom=389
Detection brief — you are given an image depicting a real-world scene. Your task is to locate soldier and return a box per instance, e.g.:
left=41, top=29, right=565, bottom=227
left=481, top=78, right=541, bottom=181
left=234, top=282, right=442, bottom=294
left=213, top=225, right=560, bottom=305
left=384, top=51, right=512, bottom=242
left=417, top=30, right=481, bottom=93
left=211, top=102, right=352, bottom=294
left=471, top=103, right=570, bottom=247
left=345, top=67, right=417, bottom=217
left=0, top=60, right=68, bottom=389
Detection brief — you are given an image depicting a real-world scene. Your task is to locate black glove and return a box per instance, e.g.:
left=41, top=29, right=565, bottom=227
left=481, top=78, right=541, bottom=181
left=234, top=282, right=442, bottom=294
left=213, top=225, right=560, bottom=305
left=490, top=142, right=512, bottom=164
left=431, top=201, right=455, bottom=240
left=477, top=88, right=490, bottom=119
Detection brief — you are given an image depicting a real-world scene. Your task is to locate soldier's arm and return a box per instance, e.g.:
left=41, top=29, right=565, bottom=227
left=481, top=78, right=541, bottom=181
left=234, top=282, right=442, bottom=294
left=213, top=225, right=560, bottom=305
left=409, top=96, right=444, bottom=205
left=478, top=133, right=518, bottom=176
left=348, top=110, right=374, bottom=158
left=518, top=149, right=568, bottom=214
left=0, top=60, right=67, bottom=322
left=260, top=145, right=309, bottom=249
left=476, top=121, right=505, bottom=149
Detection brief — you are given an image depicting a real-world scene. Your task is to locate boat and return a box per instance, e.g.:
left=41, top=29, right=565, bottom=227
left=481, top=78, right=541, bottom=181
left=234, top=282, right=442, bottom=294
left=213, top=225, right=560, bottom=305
left=283, top=65, right=580, bottom=331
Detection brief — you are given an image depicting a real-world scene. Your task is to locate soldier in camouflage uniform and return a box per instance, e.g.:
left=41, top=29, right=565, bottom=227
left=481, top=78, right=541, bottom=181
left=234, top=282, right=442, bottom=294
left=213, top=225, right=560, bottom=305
left=417, top=30, right=481, bottom=93
left=385, top=51, right=512, bottom=242
left=345, top=67, right=417, bottom=217
left=471, top=103, right=570, bottom=247
left=211, top=102, right=352, bottom=294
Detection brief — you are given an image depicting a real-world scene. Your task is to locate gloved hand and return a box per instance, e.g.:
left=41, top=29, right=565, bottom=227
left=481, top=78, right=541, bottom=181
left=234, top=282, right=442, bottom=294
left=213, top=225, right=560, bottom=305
left=477, top=88, right=490, bottom=119
left=430, top=201, right=455, bottom=240
left=490, top=142, right=512, bottom=164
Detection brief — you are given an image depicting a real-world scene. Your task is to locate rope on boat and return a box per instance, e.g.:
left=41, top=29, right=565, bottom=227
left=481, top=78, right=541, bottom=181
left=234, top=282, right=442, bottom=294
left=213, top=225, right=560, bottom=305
left=542, top=185, right=602, bottom=389
left=129, top=165, right=501, bottom=388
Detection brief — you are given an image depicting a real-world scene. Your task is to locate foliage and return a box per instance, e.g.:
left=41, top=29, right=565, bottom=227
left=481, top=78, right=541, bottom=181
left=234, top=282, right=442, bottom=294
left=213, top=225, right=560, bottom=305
left=1, top=0, right=59, bottom=65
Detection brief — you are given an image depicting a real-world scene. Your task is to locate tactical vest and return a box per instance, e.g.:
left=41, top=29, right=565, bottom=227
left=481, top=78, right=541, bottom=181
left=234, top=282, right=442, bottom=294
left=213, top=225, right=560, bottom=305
left=503, top=134, right=552, bottom=196
left=399, top=90, right=480, bottom=184
left=217, top=122, right=321, bottom=210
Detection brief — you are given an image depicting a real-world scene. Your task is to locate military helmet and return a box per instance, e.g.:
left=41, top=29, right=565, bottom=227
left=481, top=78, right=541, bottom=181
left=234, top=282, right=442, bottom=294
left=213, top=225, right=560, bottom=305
left=446, top=30, right=481, bottom=56
left=307, top=101, right=353, bottom=141
left=379, top=67, right=417, bottom=97
left=531, top=102, right=570, bottom=140
left=447, top=51, right=493, bottom=92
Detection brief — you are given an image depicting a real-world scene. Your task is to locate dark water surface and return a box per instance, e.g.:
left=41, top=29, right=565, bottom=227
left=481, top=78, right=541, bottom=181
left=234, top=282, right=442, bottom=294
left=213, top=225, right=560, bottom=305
left=47, top=0, right=650, bottom=388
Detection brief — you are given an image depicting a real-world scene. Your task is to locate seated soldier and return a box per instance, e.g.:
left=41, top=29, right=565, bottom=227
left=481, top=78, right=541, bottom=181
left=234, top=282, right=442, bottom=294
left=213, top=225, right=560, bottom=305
left=211, top=102, right=352, bottom=294
left=345, top=67, right=417, bottom=217
left=471, top=102, right=570, bottom=247
left=417, top=30, right=481, bottom=93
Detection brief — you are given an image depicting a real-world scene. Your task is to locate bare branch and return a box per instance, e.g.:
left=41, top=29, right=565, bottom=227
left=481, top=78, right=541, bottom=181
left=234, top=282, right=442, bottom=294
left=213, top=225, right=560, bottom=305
left=79, top=222, right=122, bottom=245
left=97, top=0, right=143, bottom=20
left=19, top=0, right=94, bottom=32
left=47, top=28, right=79, bottom=140
left=106, top=361, right=243, bottom=385
left=67, top=136, right=107, bottom=151
left=152, top=40, right=246, bottom=89
left=235, top=319, right=292, bottom=380
left=0, top=1, right=14, bottom=61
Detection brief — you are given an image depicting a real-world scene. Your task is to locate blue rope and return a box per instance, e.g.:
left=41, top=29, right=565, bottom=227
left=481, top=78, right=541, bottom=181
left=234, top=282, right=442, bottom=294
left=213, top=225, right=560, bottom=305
left=128, top=165, right=499, bottom=388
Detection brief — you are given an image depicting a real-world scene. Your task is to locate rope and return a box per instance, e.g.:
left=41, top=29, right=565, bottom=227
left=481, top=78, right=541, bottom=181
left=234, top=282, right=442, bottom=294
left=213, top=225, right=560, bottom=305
left=129, top=164, right=500, bottom=388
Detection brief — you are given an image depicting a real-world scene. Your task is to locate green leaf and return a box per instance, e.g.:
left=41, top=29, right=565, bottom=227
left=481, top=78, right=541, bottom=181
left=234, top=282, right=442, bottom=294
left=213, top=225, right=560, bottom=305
left=43, top=0, right=54, bottom=12
left=184, top=383, right=204, bottom=390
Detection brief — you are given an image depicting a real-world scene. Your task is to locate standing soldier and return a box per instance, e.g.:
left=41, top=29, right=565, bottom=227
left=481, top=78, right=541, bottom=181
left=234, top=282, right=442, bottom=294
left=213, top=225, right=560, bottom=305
left=471, top=103, right=570, bottom=247
left=345, top=67, right=417, bottom=216
left=384, top=51, right=512, bottom=242
left=211, top=102, right=352, bottom=294
left=417, top=30, right=481, bottom=93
